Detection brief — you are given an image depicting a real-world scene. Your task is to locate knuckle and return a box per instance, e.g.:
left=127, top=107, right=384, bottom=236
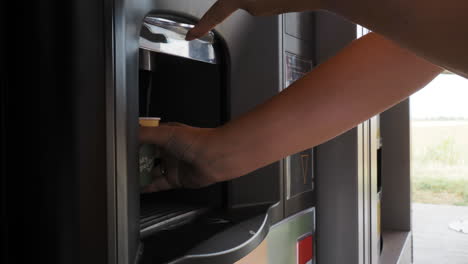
left=244, top=6, right=262, bottom=16
left=239, top=0, right=258, bottom=15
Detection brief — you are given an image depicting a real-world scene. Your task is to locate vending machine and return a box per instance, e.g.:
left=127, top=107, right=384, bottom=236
left=3, top=1, right=413, bottom=264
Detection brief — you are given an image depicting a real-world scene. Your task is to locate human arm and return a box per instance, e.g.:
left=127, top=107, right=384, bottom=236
left=325, top=0, right=468, bottom=78
left=187, top=0, right=468, bottom=78
left=140, top=33, right=442, bottom=191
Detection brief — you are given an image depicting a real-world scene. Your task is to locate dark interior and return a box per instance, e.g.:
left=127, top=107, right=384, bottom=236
left=138, top=49, right=228, bottom=239
left=137, top=49, right=278, bottom=263
left=137, top=16, right=279, bottom=263
left=139, top=51, right=226, bottom=126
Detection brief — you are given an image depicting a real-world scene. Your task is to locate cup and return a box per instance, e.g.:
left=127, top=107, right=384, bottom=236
left=139, top=117, right=161, bottom=188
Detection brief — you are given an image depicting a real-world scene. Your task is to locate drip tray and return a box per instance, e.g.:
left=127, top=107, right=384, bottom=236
left=141, top=212, right=235, bottom=264
left=140, top=204, right=275, bottom=264
left=140, top=198, right=209, bottom=238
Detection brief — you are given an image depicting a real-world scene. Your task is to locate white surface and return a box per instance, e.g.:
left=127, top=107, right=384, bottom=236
left=413, top=203, right=468, bottom=263
left=449, top=219, right=468, bottom=234
left=411, top=74, right=468, bottom=119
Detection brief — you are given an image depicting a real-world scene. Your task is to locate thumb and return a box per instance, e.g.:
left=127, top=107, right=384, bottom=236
left=186, top=0, right=239, bottom=41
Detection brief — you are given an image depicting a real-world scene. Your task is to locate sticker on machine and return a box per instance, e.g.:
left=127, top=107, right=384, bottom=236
left=297, top=233, right=313, bottom=264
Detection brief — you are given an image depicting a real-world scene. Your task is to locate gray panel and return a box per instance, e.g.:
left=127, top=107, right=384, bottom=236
left=285, top=12, right=315, bottom=42
left=316, top=129, right=362, bottom=264
left=379, top=231, right=412, bottom=264
left=380, top=100, right=412, bottom=232
left=283, top=34, right=314, bottom=62
left=221, top=14, right=283, bottom=214
left=229, top=164, right=281, bottom=209
left=314, top=11, right=364, bottom=264
left=314, top=11, right=357, bottom=64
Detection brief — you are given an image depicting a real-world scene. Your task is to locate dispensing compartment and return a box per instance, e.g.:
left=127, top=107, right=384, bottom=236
left=137, top=14, right=274, bottom=264
left=138, top=13, right=227, bottom=235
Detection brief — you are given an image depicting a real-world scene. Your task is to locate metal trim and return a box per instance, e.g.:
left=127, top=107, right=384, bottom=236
left=104, top=0, right=117, bottom=262
left=140, top=15, right=217, bottom=64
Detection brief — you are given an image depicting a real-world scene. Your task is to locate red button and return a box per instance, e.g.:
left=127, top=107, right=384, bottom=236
left=297, top=234, right=313, bottom=264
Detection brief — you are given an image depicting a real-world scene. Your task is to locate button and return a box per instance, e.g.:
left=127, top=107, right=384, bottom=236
left=297, top=234, right=313, bottom=264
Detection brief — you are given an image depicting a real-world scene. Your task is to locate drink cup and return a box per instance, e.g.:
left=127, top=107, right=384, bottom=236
left=139, top=117, right=161, bottom=188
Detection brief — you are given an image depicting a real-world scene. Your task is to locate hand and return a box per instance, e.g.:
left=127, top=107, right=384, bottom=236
left=185, top=0, right=323, bottom=40
left=139, top=123, right=222, bottom=192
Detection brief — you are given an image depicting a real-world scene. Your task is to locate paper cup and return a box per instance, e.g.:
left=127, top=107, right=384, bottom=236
left=139, top=117, right=161, bottom=188
left=139, top=117, right=160, bottom=127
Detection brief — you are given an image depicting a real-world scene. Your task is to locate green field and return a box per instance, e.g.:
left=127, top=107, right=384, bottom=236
left=411, top=121, right=468, bottom=205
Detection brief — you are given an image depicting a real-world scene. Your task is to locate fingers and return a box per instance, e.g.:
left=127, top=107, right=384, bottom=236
left=139, top=124, right=175, bottom=145
left=142, top=156, right=181, bottom=193
left=186, top=0, right=239, bottom=41
left=139, top=122, right=190, bottom=145
left=142, top=160, right=175, bottom=193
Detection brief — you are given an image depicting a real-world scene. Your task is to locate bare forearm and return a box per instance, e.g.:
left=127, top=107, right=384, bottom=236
left=324, top=0, right=468, bottom=77
left=209, top=33, right=441, bottom=179
left=188, top=0, right=467, bottom=75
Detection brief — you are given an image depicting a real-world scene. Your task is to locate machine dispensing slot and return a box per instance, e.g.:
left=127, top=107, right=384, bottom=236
left=139, top=194, right=210, bottom=238
left=138, top=14, right=226, bottom=240
left=137, top=14, right=280, bottom=264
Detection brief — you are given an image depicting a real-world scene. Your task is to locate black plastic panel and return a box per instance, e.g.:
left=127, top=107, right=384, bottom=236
left=138, top=50, right=226, bottom=238
left=140, top=52, right=224, bottom=127
left=3, top=1, right=111, bottom=263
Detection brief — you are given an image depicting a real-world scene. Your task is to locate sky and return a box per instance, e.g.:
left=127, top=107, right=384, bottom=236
left=410, top=73, right=468, bottom=119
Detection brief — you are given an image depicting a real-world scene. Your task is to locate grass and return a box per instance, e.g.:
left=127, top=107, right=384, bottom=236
left=412, top=176, right=468, bottom=205
left=411, top=120, right=468, bottom=206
